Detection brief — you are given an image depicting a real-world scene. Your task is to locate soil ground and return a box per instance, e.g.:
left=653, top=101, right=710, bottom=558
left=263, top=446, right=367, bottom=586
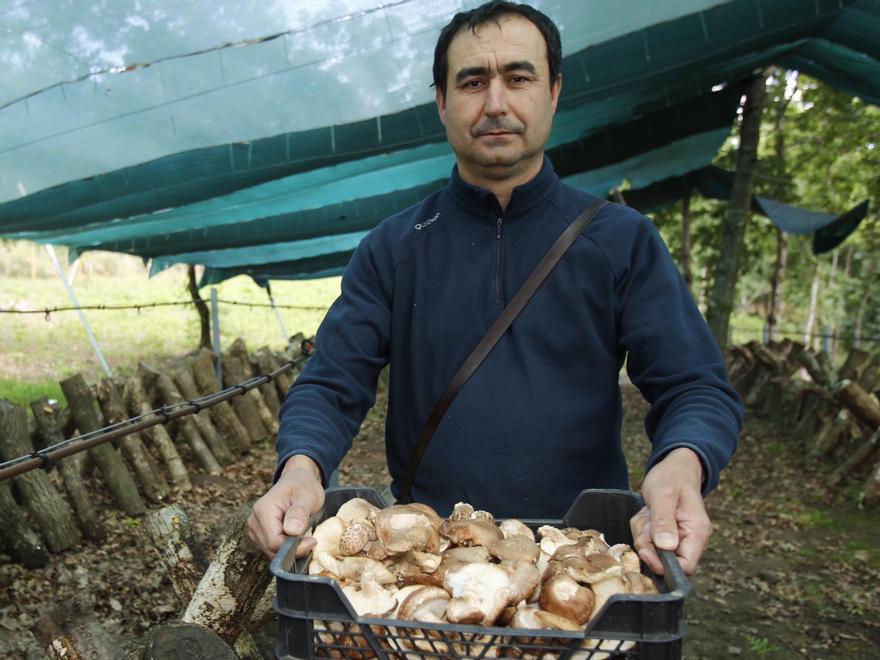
left=1, top=383, right=878, bottom=659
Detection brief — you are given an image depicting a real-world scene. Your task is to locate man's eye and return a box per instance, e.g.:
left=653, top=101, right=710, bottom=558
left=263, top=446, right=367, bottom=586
left=510, top=76, right=529, bottom=84
left=464, top=80, right=483, bottom=88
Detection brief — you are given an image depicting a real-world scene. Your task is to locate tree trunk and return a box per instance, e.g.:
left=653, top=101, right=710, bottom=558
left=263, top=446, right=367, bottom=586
left=182, top=503, right=273, bottom=646
left=838, top=349, right=870, bottom=383
left=223, top=354, right=277, bottom=436
left=0, top=481, right=49, bottom=567
left=151, top=371, right=224, bottom=474
left=60, top=374, right=146, bottom=516
left=188, top=265, right=212, bottom=350
left=0, top=400, right=81, bottom=553
left=804, top=265, right=821, bottom=350
left=30, top=397, right=106, bottom=542
left=95, top=379, right=169, bottom=503
left=190, top=350, right=251, bottom=455
left=680, top=191, right=693, bottom=292
left=144, top=506, right=210, bottom=606
left=854, top=260, right=875, bottom=350
left=767, top=228, right=788, bottom=342
left=172, top=369, right=229, bottom=461
left=704, top=74, right=768, bottom=347
left=229, top=337, right=281, bottom=416
left=30, top=593, right=121, bottom=660
left=125, top=377, right=193, bottom=491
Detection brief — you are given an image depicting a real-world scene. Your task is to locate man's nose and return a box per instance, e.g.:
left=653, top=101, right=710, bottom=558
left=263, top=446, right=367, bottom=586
left=483, top=79, right=508, bottom=117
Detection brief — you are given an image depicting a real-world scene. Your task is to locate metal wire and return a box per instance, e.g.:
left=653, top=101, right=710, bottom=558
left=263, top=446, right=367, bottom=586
left=0, top=341, right=314, bottom=481
left=0, top=298, right=328, bottom=315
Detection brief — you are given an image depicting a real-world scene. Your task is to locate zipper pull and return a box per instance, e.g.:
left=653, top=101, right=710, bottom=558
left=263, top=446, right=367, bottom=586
left=496, top=217, right=502, bottom=239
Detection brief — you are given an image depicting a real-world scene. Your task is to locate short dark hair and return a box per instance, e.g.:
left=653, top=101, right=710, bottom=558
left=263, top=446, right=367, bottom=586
left=432, top=1, right=562, bottom=95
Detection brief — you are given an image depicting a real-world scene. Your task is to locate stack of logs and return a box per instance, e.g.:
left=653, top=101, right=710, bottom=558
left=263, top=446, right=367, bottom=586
left=0, top=335, right=305, bottom=568
left=727, top=339, right=880, bottom=506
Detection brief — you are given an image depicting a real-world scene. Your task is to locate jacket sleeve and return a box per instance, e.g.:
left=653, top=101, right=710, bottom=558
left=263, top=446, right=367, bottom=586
left=615, top=214, right=743, bottom=495
left=274, top=230, right=393, bottom=484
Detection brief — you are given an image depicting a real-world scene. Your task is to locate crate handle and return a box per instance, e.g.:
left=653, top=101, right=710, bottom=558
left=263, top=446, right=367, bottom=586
left=659, top=549, right=692, bottom=598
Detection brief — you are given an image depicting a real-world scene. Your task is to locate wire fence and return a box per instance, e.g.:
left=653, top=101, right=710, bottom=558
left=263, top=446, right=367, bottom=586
left=0, top=340, right=314, bottom=482
left=731, top=324, right=880, bottom=346
left=0, top=298, right=329, bottom=317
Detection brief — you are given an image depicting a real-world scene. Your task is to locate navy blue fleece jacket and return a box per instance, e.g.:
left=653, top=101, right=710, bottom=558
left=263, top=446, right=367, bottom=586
left=275, top=157, right=742, bottom=518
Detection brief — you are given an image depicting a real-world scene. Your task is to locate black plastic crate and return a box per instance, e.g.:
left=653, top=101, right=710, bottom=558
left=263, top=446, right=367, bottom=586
left=270, top=487, right=691, bottom=659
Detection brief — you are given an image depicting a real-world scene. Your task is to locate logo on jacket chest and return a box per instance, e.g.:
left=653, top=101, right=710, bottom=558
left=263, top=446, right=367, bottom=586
left=414, top=212, right=440, bottom=231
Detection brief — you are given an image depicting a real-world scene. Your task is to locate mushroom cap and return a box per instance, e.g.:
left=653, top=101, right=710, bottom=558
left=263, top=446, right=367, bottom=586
left=489, top=536, right=540, bottom=564
left=449, top=502, right=475, bottom=522
left=576, top=554, right=622, bottom=584
left=501, top=561, right=541, bottom=605
left=407, top=502, right=443, bottom=527
left=311, top=516, right=345, bottom=557
left=339, top=520, right=376, bottom=556
left=590, top=575, right=627, bottom=621
left=341, top=582, right=397, bottom=617
left=316, top=552, right=395, bottom=585
left=537, top=525, right=577, bottom=556
left=439, top=519, right=504, bottom=547
left=539, top=574, right=596, bottom=625
left=509, top=605, right=547, bottom=630
left=623, top=571, right=658, bottom=595
left=443, top=561, right=513, bottom=626
left=499, top=519, right=536, bottom=542
left=534, top=609, right=584, bottom=632
left=397, top=586, right=450, bottom=622
left=336, top=498, right=380, bottom=525
left=374, top=505, right=441, bottom=554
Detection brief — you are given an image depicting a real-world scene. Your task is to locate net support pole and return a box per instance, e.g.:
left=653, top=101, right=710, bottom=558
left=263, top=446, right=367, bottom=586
left=210, top=287, right=222, bottom=384
left=45, top=245, right=113, bottom=377
left=265, top=282, right=289, bottom=345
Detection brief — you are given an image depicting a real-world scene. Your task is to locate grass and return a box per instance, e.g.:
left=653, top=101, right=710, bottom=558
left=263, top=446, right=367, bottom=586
left=0, top=254, right=342, bottom=407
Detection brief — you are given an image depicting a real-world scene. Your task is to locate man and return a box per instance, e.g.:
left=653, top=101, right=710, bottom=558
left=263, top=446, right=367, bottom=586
left=248, top=1, right=742, bottom=577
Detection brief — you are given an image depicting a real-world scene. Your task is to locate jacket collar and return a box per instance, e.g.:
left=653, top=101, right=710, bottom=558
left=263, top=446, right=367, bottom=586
left=445, top=155, right=559, bottom=220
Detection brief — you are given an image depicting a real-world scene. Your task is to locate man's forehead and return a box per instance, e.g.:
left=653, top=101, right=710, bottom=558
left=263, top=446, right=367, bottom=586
left=447, top=15, right=547, bottom=71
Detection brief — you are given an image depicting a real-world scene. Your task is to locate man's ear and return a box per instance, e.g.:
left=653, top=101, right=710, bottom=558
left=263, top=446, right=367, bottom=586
left=435, top=86, right=447, bottom=126
left=550, top=74, right=562, bottom=114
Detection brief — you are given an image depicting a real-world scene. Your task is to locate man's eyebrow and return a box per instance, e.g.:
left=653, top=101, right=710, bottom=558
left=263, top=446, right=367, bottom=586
left=453, top=61, right=538, bottom=85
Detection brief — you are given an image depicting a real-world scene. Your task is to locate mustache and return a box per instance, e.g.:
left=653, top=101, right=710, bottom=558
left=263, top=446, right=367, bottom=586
left=471, top=118, right=524, bottom=137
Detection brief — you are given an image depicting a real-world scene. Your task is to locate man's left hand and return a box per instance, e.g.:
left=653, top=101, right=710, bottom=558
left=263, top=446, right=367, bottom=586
left=630, top=447, right=710, bottom=576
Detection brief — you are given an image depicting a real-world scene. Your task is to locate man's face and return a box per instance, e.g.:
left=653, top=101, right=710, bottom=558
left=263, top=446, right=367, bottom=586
left=436, top=14, right=561, bottom=186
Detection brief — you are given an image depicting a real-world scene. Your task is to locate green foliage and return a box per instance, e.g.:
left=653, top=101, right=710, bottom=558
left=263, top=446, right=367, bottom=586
left=745, top=634, right=778, bottom=656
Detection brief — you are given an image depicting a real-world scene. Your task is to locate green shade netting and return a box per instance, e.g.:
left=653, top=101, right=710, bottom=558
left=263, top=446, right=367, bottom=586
left=0, top=0, right=729, bottom=203
left=0, top=0, right=877, bottom=282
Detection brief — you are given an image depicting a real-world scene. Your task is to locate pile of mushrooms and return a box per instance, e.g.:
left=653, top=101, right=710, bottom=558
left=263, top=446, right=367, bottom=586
left=306, top=499, right=658, bottom=658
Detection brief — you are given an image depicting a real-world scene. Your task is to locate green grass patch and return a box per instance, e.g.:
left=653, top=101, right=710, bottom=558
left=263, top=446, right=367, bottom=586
left=0, top=378, right=66, bottom=408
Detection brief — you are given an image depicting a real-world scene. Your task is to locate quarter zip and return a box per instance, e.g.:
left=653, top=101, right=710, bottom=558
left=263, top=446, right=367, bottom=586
left=494, top=217, right=503, bottom=304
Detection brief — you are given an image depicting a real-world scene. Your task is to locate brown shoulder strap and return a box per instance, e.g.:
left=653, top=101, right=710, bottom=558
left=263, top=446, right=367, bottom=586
left=396, top=198, right=608, bottom=503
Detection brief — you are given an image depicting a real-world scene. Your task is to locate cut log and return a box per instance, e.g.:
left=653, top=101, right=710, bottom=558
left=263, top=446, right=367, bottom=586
left=182, top=503, right=273, bottom=645
left=811, top=409, right=853, bottom=458
left=140, top=364, right=225, bottom=473
left=126, top=622, right=237, bottom=660
left=838, top=348, right=870, bottom=383
left=255, top=346, right=294, bottom=401
left=144, top=506, right=209, bottom=606
left=60, top=374, right=146, bottom=516
left=862, top=460, right=880, bottom=508
left=222, top=354, right=277, bottom=436
left=190, top=350, right=251, bottom=455
left=30, top=397, right=105, bottom=543
left=30, top=593, right=121, bottom=660
left=95, top=379, right=169, bottom=503
left=0, top=481, right=49, bottom=567
left=858, top=351, right=880, bottom=395
left=834, top=380, right=880, bottom=428
left=795, top=348, right=832, bottom=387
left=829, top=428, right=880, bottom=489
left=172, top=369, right=230, bottom=462
left=125, top=377, right=192, bottom=492
left=229, top=337, right=281, bottom=416
left=0, top=399, right=81, bottom=553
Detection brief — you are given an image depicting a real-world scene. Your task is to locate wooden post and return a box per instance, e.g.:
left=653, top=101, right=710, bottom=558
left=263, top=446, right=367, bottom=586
left=30, top=397, right=106, bottom=543
left=0, top=481, right=49, bottom=567
left=172, top=369, right=229, bottom=461
left=182, top=503, right=273, bottom=645
left=95, top=379, right=169, bottom=503
left=222, top=354, right=276, bottom=437
left=838, top=348, right=870, bottom=383
left=829, top=427, right=880, bottom=489
left=228, top=338, right=281, bottom=416
left=0, top=400, right=81, bottom=553
left=59, top=374, right=146, bottom=516
left=190, top=350, right=251, bottom=455
left=255, top=347, right=293, bottom=401
left=125, top=377, right=193, bottom=492
left=834, top=380, right=880, bottom=428
left=30, top=593, right=121, bottom=660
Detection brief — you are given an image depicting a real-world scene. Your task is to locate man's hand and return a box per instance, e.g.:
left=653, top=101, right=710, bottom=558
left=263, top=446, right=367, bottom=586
left=630, top=447, right=710, bottom=576
left=248, top=454, right=325, bottom=559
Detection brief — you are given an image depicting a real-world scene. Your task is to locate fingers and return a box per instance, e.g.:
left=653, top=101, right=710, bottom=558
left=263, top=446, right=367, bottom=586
left=631, top=506, right=664, bottom=575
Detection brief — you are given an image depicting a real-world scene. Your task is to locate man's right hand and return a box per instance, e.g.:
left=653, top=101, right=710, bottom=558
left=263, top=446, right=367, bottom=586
left=248, top=454, right=325, bottom=559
